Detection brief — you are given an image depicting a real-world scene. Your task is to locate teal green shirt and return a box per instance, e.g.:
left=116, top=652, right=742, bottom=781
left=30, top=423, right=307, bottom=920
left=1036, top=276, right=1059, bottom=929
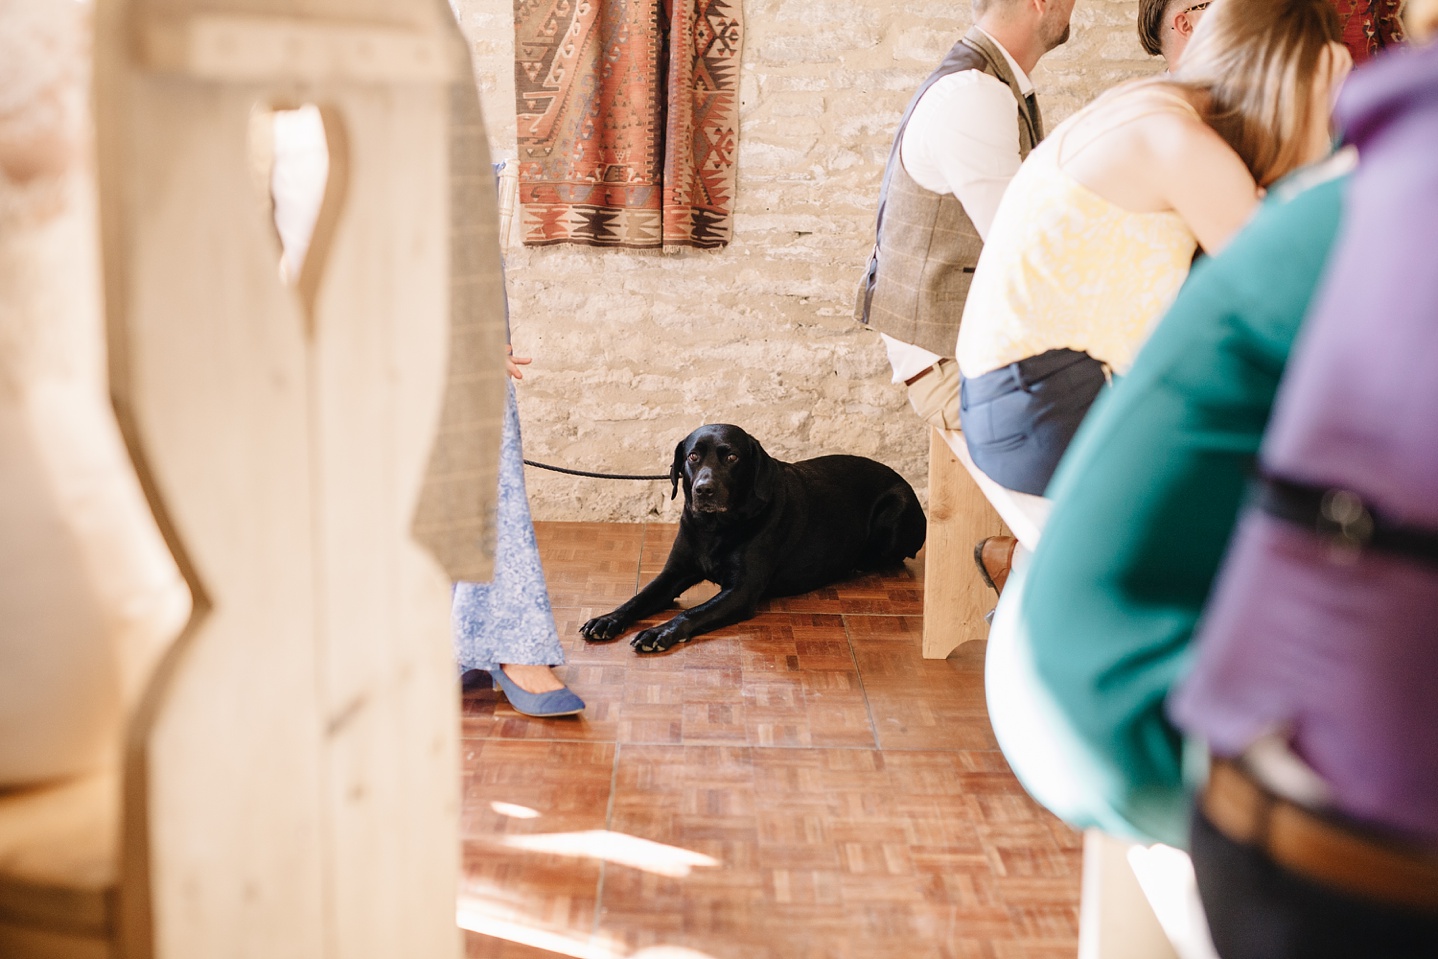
left=1013, top=166, right=1350, bottom=846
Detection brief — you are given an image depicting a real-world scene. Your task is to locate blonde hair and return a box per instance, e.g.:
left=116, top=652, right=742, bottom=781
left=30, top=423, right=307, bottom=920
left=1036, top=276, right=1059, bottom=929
left=1410, top=0, right=1438, bottom=41
left=1173, top=0, right=1342, bottom=185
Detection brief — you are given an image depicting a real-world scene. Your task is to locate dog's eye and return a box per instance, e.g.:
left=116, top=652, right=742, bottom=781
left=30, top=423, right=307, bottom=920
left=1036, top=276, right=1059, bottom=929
left=725, top=454, right=739, bottom=464
left=687, top=452, right=700, bottom=462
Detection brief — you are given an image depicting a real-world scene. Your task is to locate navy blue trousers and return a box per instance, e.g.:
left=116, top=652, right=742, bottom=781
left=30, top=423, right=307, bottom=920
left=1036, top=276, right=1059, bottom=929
left=958, top=348, right=1108, bottom=496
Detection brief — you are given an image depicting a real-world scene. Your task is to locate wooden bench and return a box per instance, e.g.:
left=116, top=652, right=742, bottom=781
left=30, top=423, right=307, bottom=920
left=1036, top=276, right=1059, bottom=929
left=0, top=774, right=120, bottom=957
left=919, top=426, right=1047, bottom=659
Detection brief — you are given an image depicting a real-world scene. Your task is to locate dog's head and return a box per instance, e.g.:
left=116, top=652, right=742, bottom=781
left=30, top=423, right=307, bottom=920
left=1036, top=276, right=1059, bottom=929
left=670, top=424, right=779, bottom=517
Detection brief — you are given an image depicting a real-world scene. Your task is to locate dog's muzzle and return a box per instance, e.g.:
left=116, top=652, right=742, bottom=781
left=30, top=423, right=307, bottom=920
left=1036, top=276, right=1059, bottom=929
left=690, top=474, right=728, bottom=512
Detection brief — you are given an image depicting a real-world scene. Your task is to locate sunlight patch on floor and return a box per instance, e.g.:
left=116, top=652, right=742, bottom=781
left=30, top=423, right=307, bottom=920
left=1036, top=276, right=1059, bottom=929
left=500, top=829, right=721, bottom=877
left=491, top=800, right=542, bottom=819
left=456, top=899, right=720, bottom=959
left=455, top=904, right=624, bottom=959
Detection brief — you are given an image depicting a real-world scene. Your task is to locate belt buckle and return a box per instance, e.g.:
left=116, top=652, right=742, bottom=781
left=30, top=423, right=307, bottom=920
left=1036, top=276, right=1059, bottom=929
left=1318, top=489, right=1374, bottom=559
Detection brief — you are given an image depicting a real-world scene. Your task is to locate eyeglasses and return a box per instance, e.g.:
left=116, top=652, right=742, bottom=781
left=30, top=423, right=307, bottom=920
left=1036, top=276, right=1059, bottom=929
left=1171, top=1, right=1211, bottom=28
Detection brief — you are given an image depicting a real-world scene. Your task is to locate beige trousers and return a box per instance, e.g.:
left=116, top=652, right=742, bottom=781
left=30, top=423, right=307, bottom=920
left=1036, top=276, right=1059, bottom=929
left=905, top=356, right=962, bottom=431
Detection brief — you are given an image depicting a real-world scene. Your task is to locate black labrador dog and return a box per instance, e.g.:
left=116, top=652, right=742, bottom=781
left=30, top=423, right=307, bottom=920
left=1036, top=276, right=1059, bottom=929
left=580, top=424, right=927, bottom=653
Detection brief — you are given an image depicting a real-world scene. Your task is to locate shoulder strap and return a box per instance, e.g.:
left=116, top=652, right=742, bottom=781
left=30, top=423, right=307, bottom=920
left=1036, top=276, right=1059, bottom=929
left=1133, top=86, right=1203, bottom=119
left=1052, top=84, right=1202, bottom=166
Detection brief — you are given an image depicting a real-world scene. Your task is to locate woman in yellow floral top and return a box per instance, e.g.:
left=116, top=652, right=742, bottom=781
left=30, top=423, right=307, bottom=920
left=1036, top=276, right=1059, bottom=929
left=956, top=0, right=1350, bottom=496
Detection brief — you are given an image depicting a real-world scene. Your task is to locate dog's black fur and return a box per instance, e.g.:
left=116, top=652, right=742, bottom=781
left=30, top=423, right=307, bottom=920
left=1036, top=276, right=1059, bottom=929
left=580, top=424, right=927, bottom=653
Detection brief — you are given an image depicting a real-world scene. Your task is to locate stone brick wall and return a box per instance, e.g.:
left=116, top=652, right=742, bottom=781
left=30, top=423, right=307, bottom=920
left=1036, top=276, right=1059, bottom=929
left=451, top=0, right=1160, bottom=521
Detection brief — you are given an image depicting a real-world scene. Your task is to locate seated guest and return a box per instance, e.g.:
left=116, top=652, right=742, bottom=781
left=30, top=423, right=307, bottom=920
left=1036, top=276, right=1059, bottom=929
left=984, top=147, right=1353, bottom=847
left=1138, top=0, right=1215, bottom=69
left=1169, top=19, right=1438, bottom=958
left=857, top=0, right=1071, bottom=435
left=956, top=0, right=1348, bottom=497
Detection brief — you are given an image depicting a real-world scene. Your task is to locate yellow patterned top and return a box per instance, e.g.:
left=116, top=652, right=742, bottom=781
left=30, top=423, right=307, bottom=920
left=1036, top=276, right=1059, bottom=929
left=956, top=92, right=1200, bottom=378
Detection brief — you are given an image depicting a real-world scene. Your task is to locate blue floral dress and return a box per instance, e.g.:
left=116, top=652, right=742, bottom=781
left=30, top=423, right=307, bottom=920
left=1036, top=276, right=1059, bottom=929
left=451, top=381, right=564, bottom=674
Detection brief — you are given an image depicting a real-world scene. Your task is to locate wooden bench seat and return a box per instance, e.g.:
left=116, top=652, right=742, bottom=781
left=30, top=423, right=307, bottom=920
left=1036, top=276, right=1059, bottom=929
left=0, top=773, right=117, bottom=956
left=936, top=428, right=1049, bottom=549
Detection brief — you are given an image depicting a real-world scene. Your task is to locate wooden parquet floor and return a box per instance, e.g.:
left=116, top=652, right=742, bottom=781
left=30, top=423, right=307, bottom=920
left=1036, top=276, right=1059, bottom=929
left=459, top=522, right=1082, bottom=959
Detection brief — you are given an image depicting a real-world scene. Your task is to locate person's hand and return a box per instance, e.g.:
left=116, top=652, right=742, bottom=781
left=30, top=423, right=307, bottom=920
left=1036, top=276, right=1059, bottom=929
left=506, top=345, right=532, bottom=380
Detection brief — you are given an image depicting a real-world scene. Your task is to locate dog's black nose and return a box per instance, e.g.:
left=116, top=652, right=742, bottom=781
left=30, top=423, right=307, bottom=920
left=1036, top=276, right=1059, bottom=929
left=691, top=474, right=725, bottom=512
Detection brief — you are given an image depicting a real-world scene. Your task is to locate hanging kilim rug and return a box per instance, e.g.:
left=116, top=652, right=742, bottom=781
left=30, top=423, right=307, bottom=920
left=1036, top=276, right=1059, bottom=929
left=513, top=0, right=743, bottom=250
left=1331, top=0, right=1405, bottom=63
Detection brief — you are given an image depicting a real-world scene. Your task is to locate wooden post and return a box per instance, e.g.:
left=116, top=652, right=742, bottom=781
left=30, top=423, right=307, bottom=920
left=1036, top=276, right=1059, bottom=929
left=87, top=0, right=506, bottom=956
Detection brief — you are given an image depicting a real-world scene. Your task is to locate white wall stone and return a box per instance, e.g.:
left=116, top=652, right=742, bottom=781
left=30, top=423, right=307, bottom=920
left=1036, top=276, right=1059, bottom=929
left=454, top=0, right=1161, bottom=522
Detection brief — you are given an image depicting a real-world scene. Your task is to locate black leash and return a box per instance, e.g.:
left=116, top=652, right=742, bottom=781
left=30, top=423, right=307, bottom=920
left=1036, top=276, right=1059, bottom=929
left=522, top=459, right=668, bottom=481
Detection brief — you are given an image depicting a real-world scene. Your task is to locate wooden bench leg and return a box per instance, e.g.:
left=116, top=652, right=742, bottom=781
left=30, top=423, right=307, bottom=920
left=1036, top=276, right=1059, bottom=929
left=922, top=427, right=1008, bottom=659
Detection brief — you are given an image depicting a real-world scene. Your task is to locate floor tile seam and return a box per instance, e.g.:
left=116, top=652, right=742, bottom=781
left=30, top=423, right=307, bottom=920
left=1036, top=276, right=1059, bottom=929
left=593, top=740, right=622, bottom=938
left=839, top=612, right=883, bottom=752
left=634, top=523, right=650, bottom=594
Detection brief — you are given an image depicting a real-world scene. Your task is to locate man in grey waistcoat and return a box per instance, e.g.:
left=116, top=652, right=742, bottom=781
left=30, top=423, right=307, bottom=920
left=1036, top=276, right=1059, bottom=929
left=855, top=0, right=1075, bottom=593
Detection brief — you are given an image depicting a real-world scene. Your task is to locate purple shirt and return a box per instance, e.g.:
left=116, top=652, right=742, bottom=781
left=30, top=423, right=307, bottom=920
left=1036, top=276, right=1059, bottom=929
left=1171, top=43, right=1438, bottom=842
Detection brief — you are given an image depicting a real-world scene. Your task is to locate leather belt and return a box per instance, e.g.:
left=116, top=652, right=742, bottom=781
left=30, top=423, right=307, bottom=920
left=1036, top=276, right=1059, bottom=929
left=1254, top=474, right=1438, bottom=567
left=1202, top=758, right=1438, bottom=912
left=904, top=364, right=940, bottom=387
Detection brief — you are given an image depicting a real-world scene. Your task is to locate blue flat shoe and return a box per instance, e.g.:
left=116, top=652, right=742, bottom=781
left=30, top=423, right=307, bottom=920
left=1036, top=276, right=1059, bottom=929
left=490, top=668, right=585, bottom=718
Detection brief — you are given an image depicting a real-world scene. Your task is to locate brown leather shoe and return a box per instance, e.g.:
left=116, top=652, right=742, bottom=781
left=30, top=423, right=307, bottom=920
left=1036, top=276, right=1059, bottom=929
left=973, top=536, right=1017, bottom=596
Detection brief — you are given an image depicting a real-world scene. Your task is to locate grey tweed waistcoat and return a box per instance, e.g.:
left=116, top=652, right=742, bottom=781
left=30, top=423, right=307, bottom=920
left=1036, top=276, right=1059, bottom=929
left=856, top=29, right=1043, bottom=358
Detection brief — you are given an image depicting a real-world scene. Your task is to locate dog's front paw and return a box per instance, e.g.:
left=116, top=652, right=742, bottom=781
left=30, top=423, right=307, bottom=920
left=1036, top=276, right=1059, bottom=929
left=630, top=622, right=689, bottom=654
left=580, top=613, right=628, bottom=643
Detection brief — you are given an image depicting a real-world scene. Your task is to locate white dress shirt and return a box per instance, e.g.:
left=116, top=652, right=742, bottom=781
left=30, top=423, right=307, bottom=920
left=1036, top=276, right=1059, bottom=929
left=880, top=28, right=1033, bottom=383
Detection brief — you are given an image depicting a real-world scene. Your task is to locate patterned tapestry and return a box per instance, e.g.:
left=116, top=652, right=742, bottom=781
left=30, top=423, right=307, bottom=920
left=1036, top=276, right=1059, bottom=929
left=1334, top=0, right=1405, bottom=62
left=513, top=0, right=743, bottom=250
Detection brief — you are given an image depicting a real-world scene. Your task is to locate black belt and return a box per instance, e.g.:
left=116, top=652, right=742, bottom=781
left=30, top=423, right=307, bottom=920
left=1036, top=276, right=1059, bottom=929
left=1254, top=474, right=1438, bottom=566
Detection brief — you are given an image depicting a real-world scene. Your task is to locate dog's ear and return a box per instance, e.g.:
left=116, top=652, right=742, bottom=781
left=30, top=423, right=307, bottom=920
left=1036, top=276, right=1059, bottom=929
left=748, top=435, right=780, bottom=508
left=670, top=438, right=688, bottom=500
